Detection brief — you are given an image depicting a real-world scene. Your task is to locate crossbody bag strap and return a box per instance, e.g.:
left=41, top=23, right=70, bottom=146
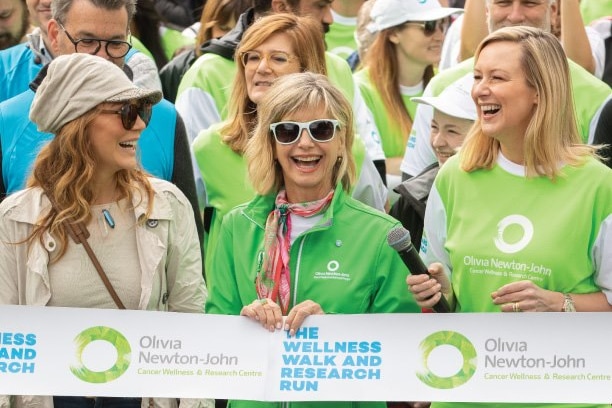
left=44, top=189, right=127, bottom=310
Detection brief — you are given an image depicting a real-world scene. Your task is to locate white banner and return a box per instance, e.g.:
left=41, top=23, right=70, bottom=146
left=1, top=305, right=611, bottom=403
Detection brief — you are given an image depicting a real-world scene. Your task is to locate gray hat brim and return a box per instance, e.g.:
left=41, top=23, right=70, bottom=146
left=107, top=88, right=163, bottom=105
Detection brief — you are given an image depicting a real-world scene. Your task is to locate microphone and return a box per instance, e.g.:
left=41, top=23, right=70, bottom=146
left=387, top=226, right=451, bottom=313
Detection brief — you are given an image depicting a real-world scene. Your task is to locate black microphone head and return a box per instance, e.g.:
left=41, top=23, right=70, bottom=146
left=387, top=226, right=413, bottom=252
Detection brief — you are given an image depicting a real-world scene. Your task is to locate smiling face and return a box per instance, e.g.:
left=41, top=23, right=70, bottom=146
left=274, top=104, right=344, bottom=203
left=88, top=102, right=145, bottom=180
left=486, top=0, right=555, bottom=33
left=430, top=110, right=473, bottom=165
left=389, top=19, right=447, bottom=69
left=244, top=32, right=301, bottom=104
left=472, top=41, right=538, bottom=156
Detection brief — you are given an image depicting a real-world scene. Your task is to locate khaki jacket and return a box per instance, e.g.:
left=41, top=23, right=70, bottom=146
left=0, top=178, right=211, bottom=408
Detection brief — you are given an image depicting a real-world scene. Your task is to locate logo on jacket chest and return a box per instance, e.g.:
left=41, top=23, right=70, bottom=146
left=313, top=260, right=351, bottom=282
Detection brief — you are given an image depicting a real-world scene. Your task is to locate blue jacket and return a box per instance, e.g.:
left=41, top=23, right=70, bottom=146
left=0, top=43, right=43, bottom=103
left=0, top=89, right=176, bottom=193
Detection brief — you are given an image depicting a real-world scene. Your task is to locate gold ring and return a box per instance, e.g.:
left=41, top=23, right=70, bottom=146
left=513, top=302, right=522, bottom=312
left=259, top=298, right=268, bottom=305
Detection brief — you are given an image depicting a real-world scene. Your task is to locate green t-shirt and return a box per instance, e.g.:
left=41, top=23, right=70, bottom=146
left=176, top=52, right=235, bottom=139
left=421, top=153, right=612, bottom=408
left=325, top=11, right=358, bottom=60
left=424, top=153, right=612, bottom=312
left=354, top=68, right=422, bottom=158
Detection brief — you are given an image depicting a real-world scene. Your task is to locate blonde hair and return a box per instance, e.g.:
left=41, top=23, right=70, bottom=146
left=460, top=26, right=595, bottom=179
left=364, top=25, right=434, bottom=138
left=25, top=109, right=154, bottom=261
left=222, top=13, right=327, bottom=154
left=245, top=72, right=356, bottom=195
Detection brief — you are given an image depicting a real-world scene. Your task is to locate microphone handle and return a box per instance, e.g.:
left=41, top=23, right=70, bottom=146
left=399, top=248, right=451, bottom=313
left=429, top=290, right=451, bottom=313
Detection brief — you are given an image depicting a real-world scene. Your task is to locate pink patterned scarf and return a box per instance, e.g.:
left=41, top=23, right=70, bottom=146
left=255, top=189, right=334, bottom=314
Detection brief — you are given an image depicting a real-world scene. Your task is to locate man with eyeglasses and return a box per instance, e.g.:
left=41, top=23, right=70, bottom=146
left=56, top=21, right=132, bottom=58
left=0, top=0, right=205, bottom=257
left=174, top=0, right=389, bottom=218
left=400, top=0, right=612, bottom=180
left=0, top=0, right=162, bottom=102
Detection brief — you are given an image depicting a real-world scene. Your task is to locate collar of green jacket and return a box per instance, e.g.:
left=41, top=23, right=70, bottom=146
left=240, top=183, right=347, bottom=230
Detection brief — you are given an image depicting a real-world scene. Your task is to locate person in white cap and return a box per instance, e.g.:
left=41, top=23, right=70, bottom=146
left=389, top=73, right=475, bottom=252
left=354, top=0, right=462, bottom=195
left=0, top=53, right=211, bottom=408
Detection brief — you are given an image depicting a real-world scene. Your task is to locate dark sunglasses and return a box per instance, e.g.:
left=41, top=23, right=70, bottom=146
left=269, top=119, right=339, bottom=145
left=404, top=17, right=450, bottom=36
left=100, top=103, right=153, bottom=130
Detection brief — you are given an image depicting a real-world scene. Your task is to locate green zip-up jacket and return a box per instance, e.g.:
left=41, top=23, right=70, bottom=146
left=206, top=185, right=419, bottom=407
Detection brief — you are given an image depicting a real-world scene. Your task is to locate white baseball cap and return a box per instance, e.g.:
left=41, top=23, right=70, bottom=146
left=369, top=0, right=463, bottom=32
left=411, top=74, right=477, bottom=121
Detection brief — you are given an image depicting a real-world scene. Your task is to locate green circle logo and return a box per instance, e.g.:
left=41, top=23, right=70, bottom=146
left=70, top=326, right=131, bottom=383
left=417, top=331, right=477, bottom=389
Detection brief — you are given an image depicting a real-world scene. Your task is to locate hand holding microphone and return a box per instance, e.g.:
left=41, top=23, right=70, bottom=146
left=387, top=227, right=451, bottom=313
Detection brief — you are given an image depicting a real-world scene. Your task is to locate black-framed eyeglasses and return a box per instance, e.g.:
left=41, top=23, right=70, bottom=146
left=403, top=17, right=450, bottom=36
left=269, top=119, right=339, bottom=145
left=58, top=22, right=132, bottom=58
left=100, top=103, right=153, bottom=130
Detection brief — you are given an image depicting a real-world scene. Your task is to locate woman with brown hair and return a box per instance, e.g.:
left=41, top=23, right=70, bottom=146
left=355, top=0, right=461, bottom=181
left=0, top=53, right=209, bottom=408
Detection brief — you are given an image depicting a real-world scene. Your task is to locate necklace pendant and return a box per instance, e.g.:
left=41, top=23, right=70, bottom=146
left=102, top=209, right=115, bottom=229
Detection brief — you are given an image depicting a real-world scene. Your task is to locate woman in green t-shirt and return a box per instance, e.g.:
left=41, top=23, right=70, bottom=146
left=354, top=0, right=462, bottom=178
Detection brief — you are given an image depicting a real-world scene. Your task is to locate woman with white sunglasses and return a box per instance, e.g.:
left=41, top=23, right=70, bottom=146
left=192, top=13, right=388, bottom=278
left=206, top=72, right=420, bottom=408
